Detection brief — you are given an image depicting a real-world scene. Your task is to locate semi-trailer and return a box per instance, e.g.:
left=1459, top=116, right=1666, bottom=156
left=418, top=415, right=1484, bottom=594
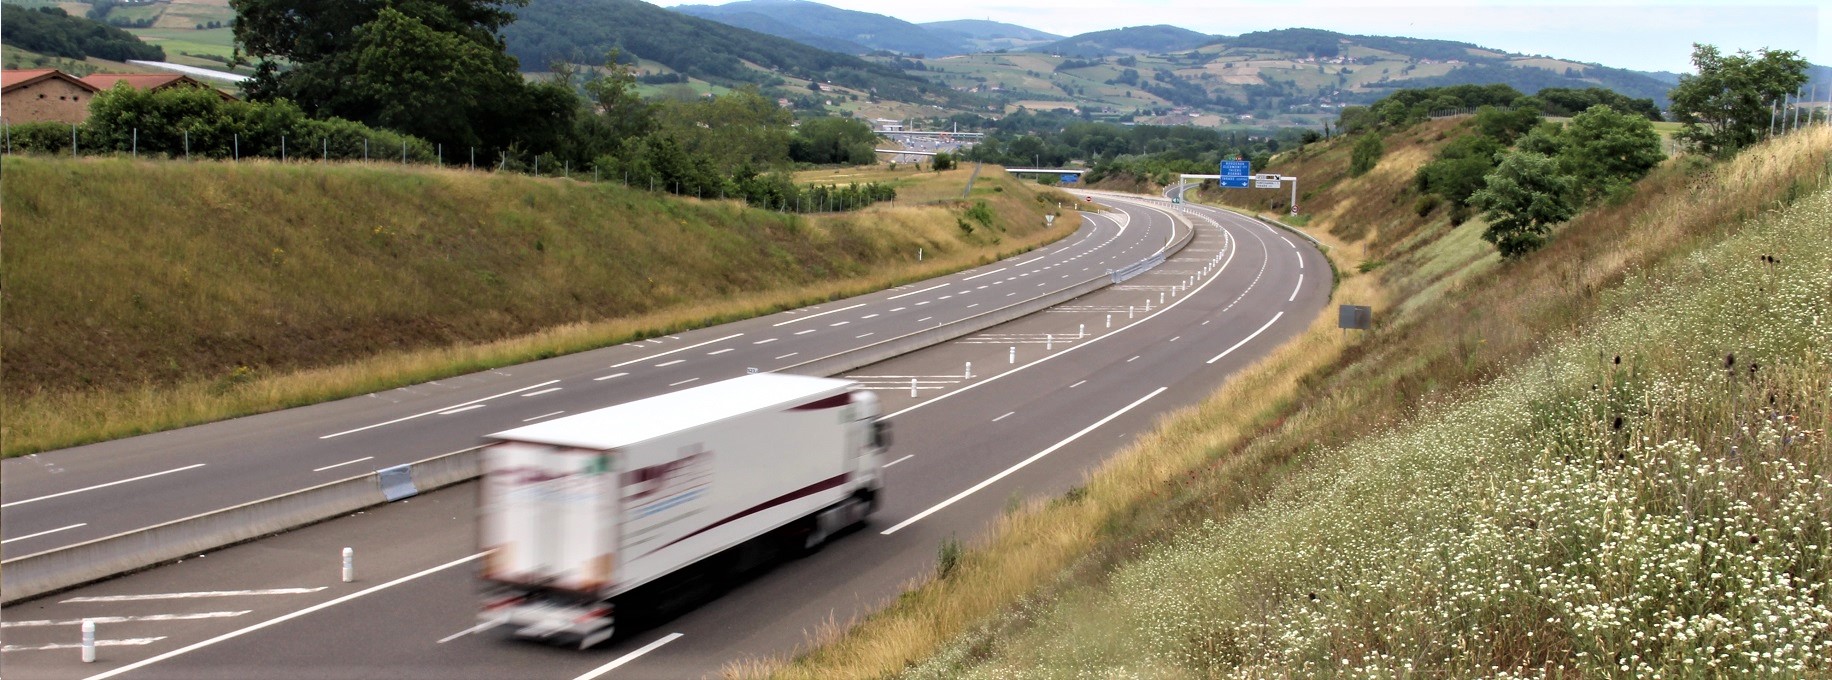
left=476, top=373, right=888, bottom=648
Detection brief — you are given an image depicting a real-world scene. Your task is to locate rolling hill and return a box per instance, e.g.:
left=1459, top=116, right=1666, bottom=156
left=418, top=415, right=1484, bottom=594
left=1038, top=25, right=1216, bottom=57
left=920, top=19, right=1059, bottom=53
left=674, top=0, right=971, bottom=56
left=905, top=27, right=1688, bottom=125
left=499, top=0, right=976, bottom=111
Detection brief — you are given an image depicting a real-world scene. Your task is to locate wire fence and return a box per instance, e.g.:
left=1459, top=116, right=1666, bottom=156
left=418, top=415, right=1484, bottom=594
left=0, top=121, right=900, bottom=215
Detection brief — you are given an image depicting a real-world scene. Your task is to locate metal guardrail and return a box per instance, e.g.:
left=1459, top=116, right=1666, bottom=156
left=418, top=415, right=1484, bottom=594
left=1108, top=252, right=1166, bottom=283
left=0, top=195, right=1200, bottom=605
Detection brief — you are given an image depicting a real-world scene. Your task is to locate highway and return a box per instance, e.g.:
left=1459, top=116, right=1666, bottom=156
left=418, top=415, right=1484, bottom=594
left=0, top=199, right=1169, bottom=558
left=1, top=195, right=1329, bottom=679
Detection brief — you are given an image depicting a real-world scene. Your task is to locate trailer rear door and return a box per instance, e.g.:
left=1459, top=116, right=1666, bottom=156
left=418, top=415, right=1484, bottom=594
left=479, top=442, right=620, bottom=595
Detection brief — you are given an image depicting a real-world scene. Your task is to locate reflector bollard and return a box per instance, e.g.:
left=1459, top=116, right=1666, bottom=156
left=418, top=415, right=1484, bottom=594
left=965, top=362, right=972, bottom=379
left=910, top=378, right=917, bottom=397
left=1009, top=346, right=1015, bottom=364
left=1047, top=334, right=1053, bottom=351
left=81, top=620, right=95, bottom=663
left=342, top=547, right=354, bottom=583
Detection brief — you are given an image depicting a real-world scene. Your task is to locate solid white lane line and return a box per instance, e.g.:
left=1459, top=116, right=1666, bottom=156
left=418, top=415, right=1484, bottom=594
left=6, top=637, right=165, bottom=652
left=522, top=411, right=565, bottom=422
left=439, top=404, right=486, bottom=416
left=593, top=372, right=628, bottom=381
left=521, top=387, right=563, bottom=397
left=967, top=304, right=979, bottom=308
left=1169, top=336, right=1181, bottom=342
left=1127, top=356, right=1140, bottom=362
left=3, top=611, right=250, bottom=628
left=707, top=348, right=735, bottom=355
left=881, top=388, right=1167, bottom=535
left=1070, top=380, right=1086, bottom=388
left=753, top=338, right=778, bottom=345
left=81, top=554, right=484, bottom=680
left=857, top=333, right=875, bottom=339
left=882, top=454, right=915, bottom=468
left=992, top=411, right=1015, bottom=422
left=773, top=304, right=868, bottom=327
left=321, top=380, right=559, bottom=439
left=775, top=353, right=799, bottom=360
left=1282, top=236, right=1295, bottom=248
left=655, top=359, right=686, bottom=367
left=961, top=267, right=1007, bottom=281
left=1, top=523, right=87, bottom=545
left=795, top=329, right=817, bottom=336
left=1290, top=274, right=1303, bottom=302
left=1, top=463, right=207, bottom=509
left=609, top=333, right=745, bottom=367
left=669, top=378, right=699, bottom=387
left=887, top=283, right=949, bottom=300
left=311, top=457, right=374, bottom=473
left=1206, top=312, right=1287, bottom=364
left=1296, top=252, right=1304, bottom=269
left=572, top=633, right=684, bottom=680
left=1013, top=256, right=1046, bottom=267
left=65, top=587, right=327, bottom=603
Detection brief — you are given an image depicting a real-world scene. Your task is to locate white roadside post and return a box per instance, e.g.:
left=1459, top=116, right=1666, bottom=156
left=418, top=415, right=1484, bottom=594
left=1047, top=334, right=1053, bottom=351
left=1009, top=346, right=1015, bottom=364
left=81, top=619, right=96, bottom=663
left=910, top=378, right=917, bottom=397
left=342, top=547, right=354, bottom=583
left=964, top=362, right=972, bottom=379
left=1106, top=314, right=1112, bottom=328
left=1079, top=323, right=1085, bottom=338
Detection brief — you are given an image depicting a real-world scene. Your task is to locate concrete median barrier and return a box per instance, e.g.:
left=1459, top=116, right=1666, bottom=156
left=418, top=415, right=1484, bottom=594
left=1, top=447, right=479, bottom=604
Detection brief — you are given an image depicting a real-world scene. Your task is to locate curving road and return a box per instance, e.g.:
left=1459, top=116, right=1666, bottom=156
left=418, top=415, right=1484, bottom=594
left=0, top=202, right=1174, bottom=557
left=0, top=195, right=1329, bottom=680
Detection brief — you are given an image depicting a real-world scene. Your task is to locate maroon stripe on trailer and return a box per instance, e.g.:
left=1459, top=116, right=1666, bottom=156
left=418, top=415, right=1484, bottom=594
left=789, top=393, right=851, bottom=410
left=654, top=473, right=851, bottom=552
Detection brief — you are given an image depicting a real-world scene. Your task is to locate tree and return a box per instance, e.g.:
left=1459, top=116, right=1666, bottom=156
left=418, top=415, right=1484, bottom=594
left=1349, top=132, right=1383, bottom=177
left=1472, top=151, right=1576, bottom=258
left=789, top=117, right=877, bottom=165
left=230, top=0, right=564, bottom=154
left=1669, top=44, right=1808, bottom=157
left=931, top=151, right=956, bottom=171
left=1557, top=104, right=1665, bottom=203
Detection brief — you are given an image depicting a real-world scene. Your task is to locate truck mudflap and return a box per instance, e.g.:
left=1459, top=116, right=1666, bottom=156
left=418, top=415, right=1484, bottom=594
left=484, top=595, right=615, bottom=650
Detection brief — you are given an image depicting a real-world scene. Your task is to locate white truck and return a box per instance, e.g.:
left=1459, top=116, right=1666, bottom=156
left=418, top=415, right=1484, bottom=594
left=476, top=373, right=888, bottom=648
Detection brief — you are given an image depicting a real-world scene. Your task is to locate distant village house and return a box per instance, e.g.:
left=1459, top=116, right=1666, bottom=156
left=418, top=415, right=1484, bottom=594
left=2, top=69, right=235, bottom=125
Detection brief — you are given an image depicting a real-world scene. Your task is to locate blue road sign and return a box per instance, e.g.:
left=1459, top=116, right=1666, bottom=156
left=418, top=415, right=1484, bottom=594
left=1220, top=160, right=1251, bottom=177
left=1220, top=176, right=1251, bottom=189
left=1060, top=173, right=1079, bottom=184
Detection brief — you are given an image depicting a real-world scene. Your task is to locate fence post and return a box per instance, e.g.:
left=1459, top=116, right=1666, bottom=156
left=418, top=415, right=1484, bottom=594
left=281, top=134, right=286, bottom=162
left=364, top=138, right=370, bottom=161
left=322, top=137, right=327, bottom=161
left=234, top=133, right=239, bottom=160
left=71, top=123, right=77, bottom=157
left=184, top=130, right=189, bottom=160
left=401, top=140, right=406, bottom=164
left=470, top=147, right=475, bottom=169
left=132, top=127, right=137, bottom=158
left=438, top=143, right=443, bottom=166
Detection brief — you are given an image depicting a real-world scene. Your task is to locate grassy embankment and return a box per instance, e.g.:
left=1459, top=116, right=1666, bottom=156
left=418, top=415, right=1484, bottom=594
left=2, top=157, right=1073, bottom=456
left=736, top=124, right=1832, bottom=677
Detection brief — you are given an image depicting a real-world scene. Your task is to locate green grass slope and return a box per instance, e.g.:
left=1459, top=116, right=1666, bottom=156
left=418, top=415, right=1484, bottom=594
left=1, top=157, right=1066, bottom=455
left=907, top=136, right=1832, bottom=677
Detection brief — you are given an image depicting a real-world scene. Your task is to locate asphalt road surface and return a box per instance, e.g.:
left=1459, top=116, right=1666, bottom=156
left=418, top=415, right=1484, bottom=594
left=1, top=195, right=1328, bottom=680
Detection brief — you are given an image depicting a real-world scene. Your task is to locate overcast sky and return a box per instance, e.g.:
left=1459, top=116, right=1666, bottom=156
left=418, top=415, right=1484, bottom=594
left=653, top=1, right=1826, bottom=74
